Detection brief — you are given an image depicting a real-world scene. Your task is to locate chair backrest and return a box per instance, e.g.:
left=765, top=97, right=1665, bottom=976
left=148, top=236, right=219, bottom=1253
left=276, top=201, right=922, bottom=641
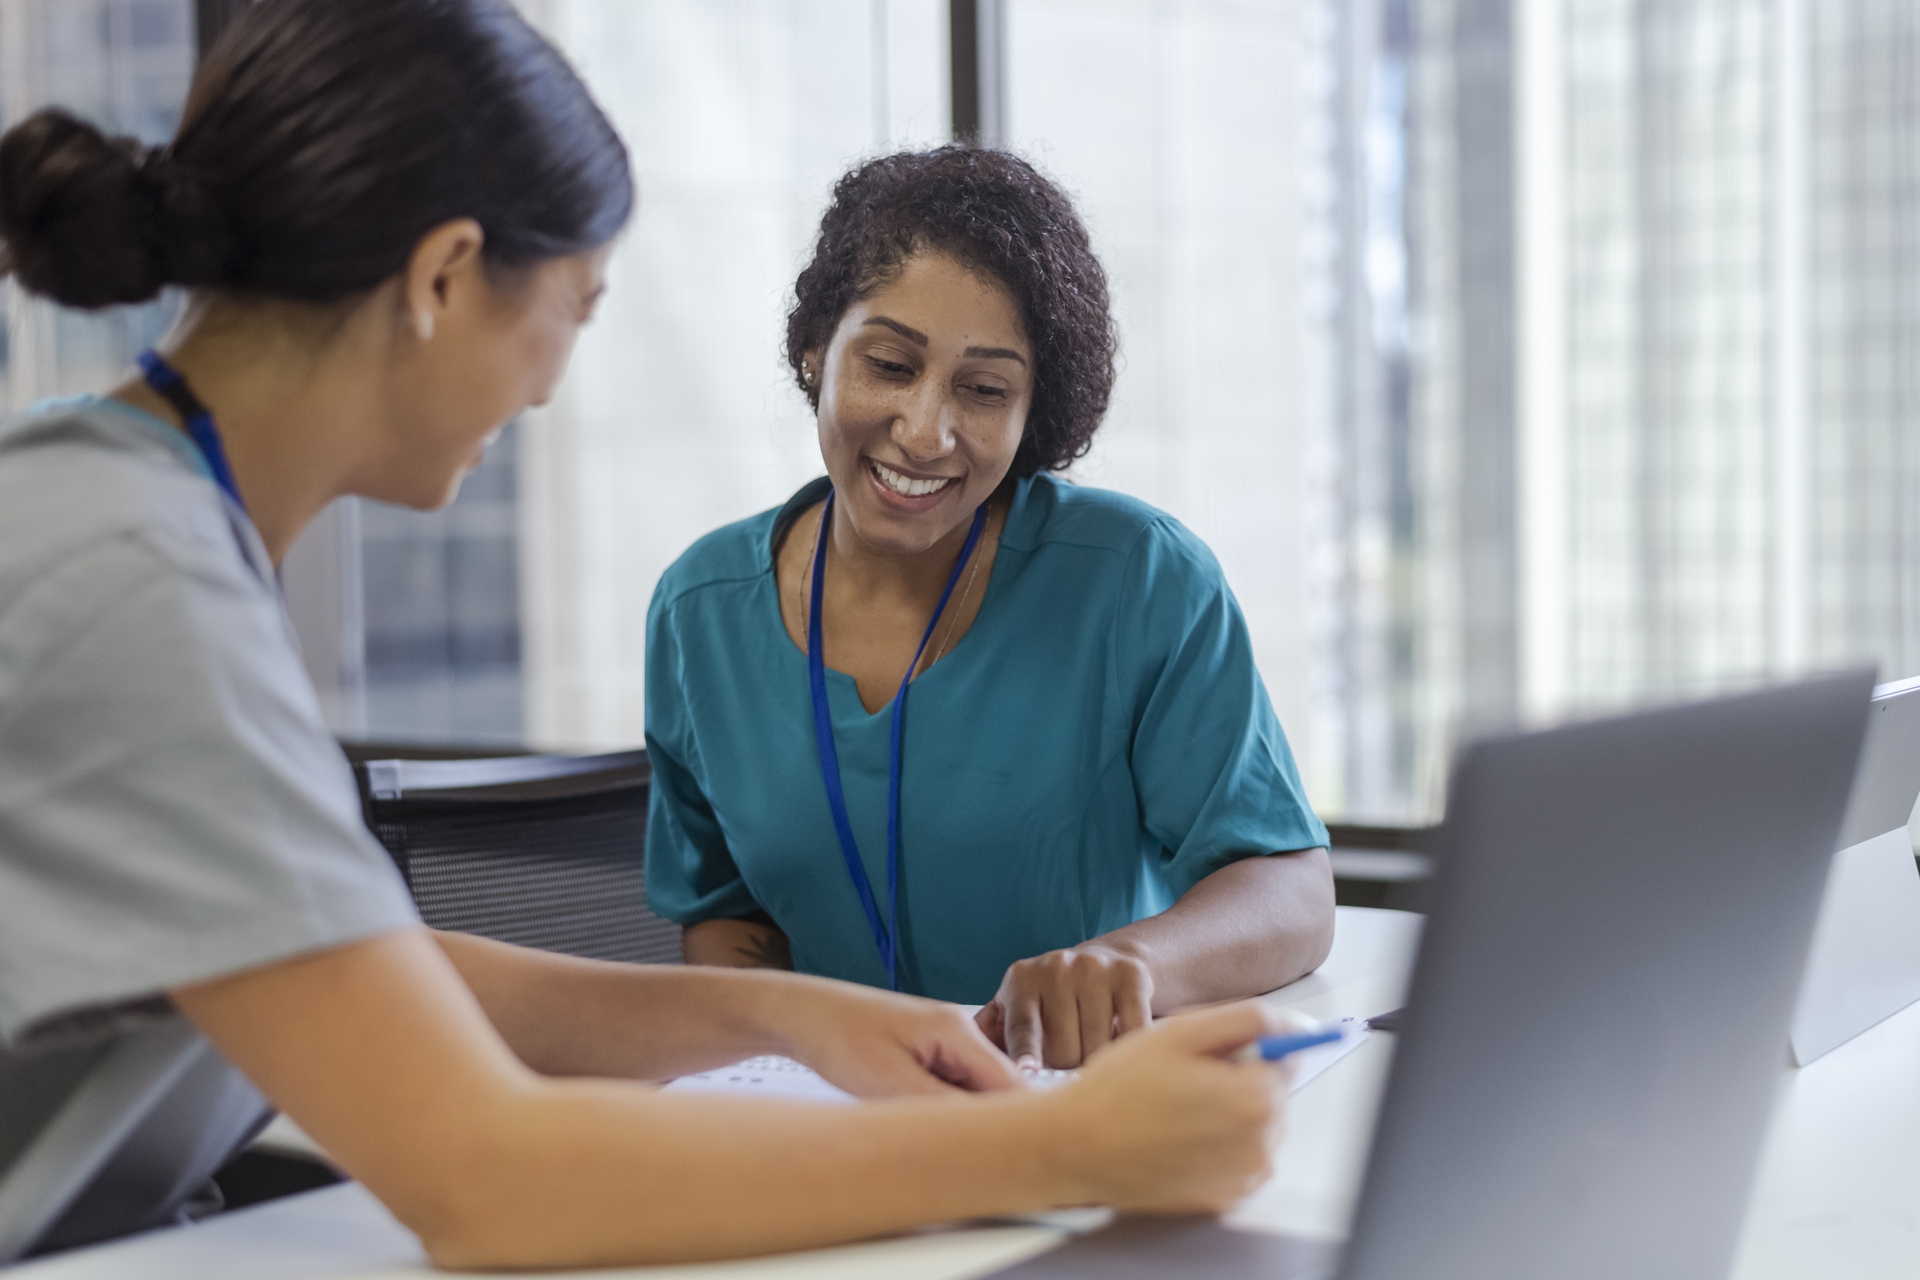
left=348, top=748, right=681, bottom=966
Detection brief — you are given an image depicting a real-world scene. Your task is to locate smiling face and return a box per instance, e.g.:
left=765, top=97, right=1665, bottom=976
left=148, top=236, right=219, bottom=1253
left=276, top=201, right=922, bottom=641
left=810, top=250, right=1034, bottom=557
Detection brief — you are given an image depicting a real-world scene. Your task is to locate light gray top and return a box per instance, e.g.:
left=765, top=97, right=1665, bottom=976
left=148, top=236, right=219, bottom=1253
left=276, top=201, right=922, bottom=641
left=0, top=396, right=418, bottom=1051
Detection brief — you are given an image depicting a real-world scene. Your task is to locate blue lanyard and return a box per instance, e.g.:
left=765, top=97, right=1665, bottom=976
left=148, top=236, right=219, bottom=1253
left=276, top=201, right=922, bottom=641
left=807, top=488, right=988, bottom=990
left=136, top=349, right=247, bottom=514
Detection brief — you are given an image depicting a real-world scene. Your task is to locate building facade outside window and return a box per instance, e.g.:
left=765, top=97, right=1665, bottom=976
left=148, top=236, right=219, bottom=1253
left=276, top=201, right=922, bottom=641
left=1412, top=0, right=1920, bottom=827
left=17, top=0, right=1920, bottom=824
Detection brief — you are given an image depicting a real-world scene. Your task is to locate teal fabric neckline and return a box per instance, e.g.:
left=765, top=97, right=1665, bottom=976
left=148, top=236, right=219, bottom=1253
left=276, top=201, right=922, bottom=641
left=762, top=476, right=1032, bottom=715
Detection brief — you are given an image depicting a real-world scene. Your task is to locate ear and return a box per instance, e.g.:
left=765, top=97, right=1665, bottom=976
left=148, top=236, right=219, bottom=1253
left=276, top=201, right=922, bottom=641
left=400, top=218, right=487, bottom=343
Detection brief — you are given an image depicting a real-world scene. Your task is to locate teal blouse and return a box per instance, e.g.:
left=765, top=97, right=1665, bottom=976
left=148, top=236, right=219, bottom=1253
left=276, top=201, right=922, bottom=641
left=644, top=474, right=1327, bottom=1002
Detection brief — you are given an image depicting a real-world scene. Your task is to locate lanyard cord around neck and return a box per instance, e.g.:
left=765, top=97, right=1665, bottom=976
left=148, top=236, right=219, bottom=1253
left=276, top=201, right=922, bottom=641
left=137, top=349, right=247, bottom=515
left=806, top=488, right=988, bottom=991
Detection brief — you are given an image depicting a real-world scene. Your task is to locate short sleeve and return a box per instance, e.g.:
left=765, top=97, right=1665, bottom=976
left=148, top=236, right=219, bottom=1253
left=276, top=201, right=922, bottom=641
left=1116, top=521, right=1329, bottom=896
left=0, top=533, right=418, bottom=1048
left=643, top=591, right=763, bottom=926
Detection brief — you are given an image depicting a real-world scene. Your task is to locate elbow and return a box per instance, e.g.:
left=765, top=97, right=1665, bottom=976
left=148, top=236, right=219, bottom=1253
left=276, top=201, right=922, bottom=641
left=388, top=1188, right=498, bottom=1272
left=373, top=1157, right=530, bottom=1271
left=366, top=1111, right=575, bottom=1271
left=404, top=1185, right=566, bottom=1272
left=414, top=1221, right=502, bottom=1273
left=416, top=1227, right=555, bottom=1274
left=1292, top=848, right=1338, bottom=978
left=381, top=1098, right=689, bottom=1272
left=1302, top=906, right=1336, bottom=977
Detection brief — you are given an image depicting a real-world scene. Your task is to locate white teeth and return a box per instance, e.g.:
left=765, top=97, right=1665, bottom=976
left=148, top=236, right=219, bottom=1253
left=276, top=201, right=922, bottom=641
left=870, top=460, right=954, bottom=498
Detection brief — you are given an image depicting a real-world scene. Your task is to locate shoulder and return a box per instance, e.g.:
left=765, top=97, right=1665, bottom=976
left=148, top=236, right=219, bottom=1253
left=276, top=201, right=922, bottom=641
left=1013, top=474, right=1224, bottom=582
left=0, top=398, right=199, bottom=490
left=0, top=402, right=256, bottom=628
left=0, top=400, right=222, bottom=538
left=649, top=505, right=781, bottom=618
left=651, top=478, right=830, bottom=618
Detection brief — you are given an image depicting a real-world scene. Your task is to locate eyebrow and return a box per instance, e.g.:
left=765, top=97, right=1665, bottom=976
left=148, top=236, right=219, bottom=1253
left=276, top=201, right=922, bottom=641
left=864, top=316, right=928, bottom=345
left=862, top=316, right=1030, bottom=366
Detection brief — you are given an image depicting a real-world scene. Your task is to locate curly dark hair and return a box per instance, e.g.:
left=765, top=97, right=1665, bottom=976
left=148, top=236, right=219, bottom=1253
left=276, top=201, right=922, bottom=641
left=785, top=146, right=1116, bottom=479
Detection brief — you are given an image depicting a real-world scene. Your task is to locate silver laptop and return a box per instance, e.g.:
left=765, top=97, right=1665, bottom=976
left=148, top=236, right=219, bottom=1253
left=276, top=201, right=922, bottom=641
left=1789, top=674, right=1920, bottom=1065
left=988, top=670, right=1873, bottom=1280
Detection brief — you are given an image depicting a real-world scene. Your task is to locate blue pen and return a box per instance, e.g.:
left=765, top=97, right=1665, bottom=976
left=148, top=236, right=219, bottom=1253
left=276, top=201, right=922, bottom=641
left=1245, top=1028, right=1344, bottom=1062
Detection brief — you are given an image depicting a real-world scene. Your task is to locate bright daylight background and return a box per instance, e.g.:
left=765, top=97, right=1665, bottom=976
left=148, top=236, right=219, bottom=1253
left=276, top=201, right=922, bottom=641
left=4, top=0, right=1919, bottom=823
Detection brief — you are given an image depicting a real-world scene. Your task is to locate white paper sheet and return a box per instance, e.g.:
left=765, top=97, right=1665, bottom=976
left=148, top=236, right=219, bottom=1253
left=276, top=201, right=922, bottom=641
left=1283, top=1017, right=1370, bottom=1091
left=662, top=1019, right=1370, bottom=1103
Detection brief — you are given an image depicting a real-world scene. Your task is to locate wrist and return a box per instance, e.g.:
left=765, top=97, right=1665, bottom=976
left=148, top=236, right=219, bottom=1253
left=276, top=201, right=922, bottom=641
left=745, top=970, right=861, bottom=1061
left=700, top=967, right=823, bottom=1059
left=1095, top=933, right=1163, bottom=989
left=1024, top=1085, right=1107, bottom=1206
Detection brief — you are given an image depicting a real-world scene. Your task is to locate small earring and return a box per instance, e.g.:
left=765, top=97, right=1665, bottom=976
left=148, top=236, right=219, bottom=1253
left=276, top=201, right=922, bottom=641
left=802, top=364, right=815, bottom=387
left=415, top=312, right=435, bottom=342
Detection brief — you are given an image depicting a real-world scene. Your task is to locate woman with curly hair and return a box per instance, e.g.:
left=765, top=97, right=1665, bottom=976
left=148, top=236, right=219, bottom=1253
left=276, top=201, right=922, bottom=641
left=646, top=147, right=1335, bottom=1068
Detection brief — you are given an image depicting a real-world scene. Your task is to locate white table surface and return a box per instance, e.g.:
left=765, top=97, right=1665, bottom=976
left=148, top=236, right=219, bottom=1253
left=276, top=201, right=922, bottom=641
left=12, top=905, right=1916, bottom=1279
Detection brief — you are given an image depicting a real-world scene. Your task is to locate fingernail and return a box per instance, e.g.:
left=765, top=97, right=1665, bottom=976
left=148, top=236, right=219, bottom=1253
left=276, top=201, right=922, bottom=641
left=1016, top=1054, right=1040, bottom=1070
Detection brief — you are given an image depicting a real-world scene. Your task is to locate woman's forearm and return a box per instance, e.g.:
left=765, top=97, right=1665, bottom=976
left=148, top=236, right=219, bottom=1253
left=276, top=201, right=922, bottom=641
left=424, top=1004, right=1295, bottom=1269
left=178, top=932, right=1290, bottom=1269
left=1098, top=850, right=1335, bottom=1012
left=427, top=1082, right=1079, bottom=1268
left=434, top=930, right=810, bottom=1078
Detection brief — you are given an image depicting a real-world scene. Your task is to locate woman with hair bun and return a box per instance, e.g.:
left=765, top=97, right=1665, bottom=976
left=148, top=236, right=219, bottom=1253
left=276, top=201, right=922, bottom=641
left=647, top=148, right=1335, bottom=1070
left=0, top=1, right=1300, bottom=1268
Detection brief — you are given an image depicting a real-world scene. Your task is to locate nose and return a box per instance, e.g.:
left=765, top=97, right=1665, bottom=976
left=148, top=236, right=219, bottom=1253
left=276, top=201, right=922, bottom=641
left=891, top=381, right=957, bottom=463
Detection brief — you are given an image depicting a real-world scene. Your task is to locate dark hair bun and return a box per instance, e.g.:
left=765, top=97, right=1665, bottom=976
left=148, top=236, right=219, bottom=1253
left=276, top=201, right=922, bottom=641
left=0, top=2, right=629, bottom=314
left=0, top=109, right=178, bottom=308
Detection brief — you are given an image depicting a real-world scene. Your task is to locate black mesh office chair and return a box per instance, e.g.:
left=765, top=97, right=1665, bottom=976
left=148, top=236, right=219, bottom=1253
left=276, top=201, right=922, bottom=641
left=347, top=748, right=682, bottom=965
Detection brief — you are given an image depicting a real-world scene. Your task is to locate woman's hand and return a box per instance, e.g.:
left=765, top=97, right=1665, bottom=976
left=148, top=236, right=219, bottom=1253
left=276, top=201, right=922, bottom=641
left=976, top=942, right=1155, bottom=1068
left=976, top=853, right=1336, bottom=1068
left=774, top=978, right=1023, bottom=1097
left=1046, top=1000, right=1296, bottom=1213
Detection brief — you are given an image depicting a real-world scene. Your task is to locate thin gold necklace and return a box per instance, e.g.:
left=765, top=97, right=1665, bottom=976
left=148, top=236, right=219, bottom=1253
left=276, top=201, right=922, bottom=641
left=926, top=517, right=988, bottom=670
